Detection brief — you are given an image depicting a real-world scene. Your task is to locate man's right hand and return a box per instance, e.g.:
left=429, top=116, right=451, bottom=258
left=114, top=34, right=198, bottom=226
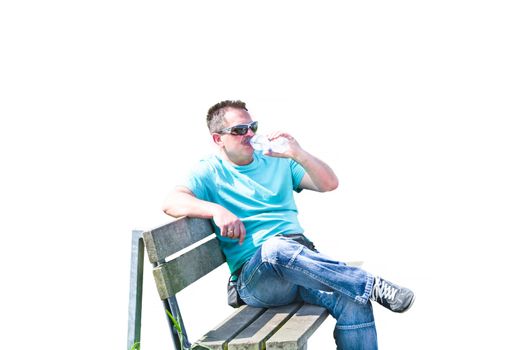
left=163, top=186, right=246, bottom=245
left=213, top=207, right=246, bottom=245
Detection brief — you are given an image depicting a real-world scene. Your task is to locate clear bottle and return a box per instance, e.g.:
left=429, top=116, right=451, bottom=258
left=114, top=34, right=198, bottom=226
left=250, top=134, right=289, bottom=153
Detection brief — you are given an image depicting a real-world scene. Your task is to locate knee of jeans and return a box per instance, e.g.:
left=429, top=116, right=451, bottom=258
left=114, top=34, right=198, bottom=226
left=260, top=236, right=301, bottom=264
left=333, top=299, right=377, bottom=349
left=334, top=295, right=375, bottom=328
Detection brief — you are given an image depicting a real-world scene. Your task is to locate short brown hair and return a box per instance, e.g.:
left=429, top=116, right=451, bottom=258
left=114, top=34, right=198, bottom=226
left=206, top=100, right=248, bottom=133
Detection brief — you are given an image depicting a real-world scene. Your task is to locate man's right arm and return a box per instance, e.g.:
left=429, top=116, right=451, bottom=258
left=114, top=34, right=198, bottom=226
left=163, top=186, right=219, bottom=219
left=162, top=186, right=246, bottom=244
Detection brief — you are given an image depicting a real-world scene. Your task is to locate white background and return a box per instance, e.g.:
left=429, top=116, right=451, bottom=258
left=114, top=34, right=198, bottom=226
left=1, top=1, right=527, bottom=349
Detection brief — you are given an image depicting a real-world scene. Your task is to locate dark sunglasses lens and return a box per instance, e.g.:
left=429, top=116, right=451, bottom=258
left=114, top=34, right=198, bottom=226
left=250, top=122, right=258, bottom=132
left=231, top=125, right=249, bottom=135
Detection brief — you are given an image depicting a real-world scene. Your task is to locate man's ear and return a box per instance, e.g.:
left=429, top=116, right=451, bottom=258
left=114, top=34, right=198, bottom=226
left=212, top=133, right=223, bottom=146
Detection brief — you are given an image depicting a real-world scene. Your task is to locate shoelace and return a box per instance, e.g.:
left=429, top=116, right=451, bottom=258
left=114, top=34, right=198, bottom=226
left=371, top=278, right=398, bottom=302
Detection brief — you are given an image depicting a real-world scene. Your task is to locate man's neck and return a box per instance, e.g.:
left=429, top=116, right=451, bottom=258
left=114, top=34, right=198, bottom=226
left=220, top=150, right=254, bottom=166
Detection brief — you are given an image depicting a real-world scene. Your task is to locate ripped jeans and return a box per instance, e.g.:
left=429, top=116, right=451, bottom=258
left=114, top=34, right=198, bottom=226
left=237, top=235, right=378, bottom=350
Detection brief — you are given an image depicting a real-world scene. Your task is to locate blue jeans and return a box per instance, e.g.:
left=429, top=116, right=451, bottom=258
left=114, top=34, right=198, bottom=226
left=237, top=235, right=378, bottom=350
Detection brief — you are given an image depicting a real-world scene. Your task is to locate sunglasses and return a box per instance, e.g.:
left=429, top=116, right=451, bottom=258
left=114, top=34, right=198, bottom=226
left=219, top=121, right=258, bottom=136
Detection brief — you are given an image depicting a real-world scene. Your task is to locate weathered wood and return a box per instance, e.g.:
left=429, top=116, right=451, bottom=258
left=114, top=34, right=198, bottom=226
left=152, top=236, right=225, bottom=299
left=228, top=303, right=302, bottom=350
left=192, top=305, right=266, bottom=350
left=143, top=217, right=214, bottom=263
left=266, top=304, right=329, bottom=350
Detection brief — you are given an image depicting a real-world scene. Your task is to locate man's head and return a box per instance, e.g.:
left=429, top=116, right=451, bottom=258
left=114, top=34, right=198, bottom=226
left=206, top=100, right=248, bottom=134
left=206, top=100, right=257, bottom=165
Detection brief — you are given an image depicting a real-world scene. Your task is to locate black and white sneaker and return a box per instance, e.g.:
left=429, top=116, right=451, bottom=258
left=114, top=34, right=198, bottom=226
left=370, top=277, right=415, bottom=313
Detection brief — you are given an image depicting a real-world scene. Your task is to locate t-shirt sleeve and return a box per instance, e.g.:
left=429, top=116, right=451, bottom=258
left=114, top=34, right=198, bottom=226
left=183, top=160, right=213, bottom=201
left=290, top=159, right=306, bottom=193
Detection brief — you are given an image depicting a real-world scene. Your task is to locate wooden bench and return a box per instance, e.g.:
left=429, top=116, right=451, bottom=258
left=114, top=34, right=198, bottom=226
left=127, top=216, right=329, bottom=350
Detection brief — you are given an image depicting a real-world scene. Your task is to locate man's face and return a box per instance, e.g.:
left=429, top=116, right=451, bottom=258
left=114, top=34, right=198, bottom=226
left=216, top=108, right=256, bottom=165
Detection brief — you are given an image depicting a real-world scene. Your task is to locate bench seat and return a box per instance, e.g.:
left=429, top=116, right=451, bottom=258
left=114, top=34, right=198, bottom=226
left=194, top=303, right=328, bottom=350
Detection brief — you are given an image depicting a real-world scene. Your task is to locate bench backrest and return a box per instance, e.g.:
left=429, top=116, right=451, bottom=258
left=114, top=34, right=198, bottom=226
left=142, top=217, right=225, bottom=300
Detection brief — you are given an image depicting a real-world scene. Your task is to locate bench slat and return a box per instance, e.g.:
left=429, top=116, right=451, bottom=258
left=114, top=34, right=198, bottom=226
left=228, top=303, right=302, bottom=350
left=192, top=305, right=266, bottom=350
left=152, top=236, right=225, bottom=299
left=266, top=304, right=329, bottom=350
left=143, top=217, right=214, bottom=263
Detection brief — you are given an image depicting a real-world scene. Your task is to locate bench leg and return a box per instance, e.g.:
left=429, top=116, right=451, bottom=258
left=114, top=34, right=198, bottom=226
left=127, top=230, right=145, bottom=350
left=163, top=295, right=192, bottom=350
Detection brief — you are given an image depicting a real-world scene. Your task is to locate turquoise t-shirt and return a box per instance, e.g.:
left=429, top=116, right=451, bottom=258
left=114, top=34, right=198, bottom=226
left=184, top=151, right=306, bottom=273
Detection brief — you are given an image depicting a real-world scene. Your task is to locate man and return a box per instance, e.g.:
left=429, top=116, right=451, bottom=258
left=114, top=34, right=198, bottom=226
left=163, top=100, right=414, bottom=349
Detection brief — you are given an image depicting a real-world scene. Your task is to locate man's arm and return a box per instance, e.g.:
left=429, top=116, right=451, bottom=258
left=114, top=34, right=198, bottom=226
left=295, top=151, right=339, bottom=192
left=265, top=132, right=339, bottom=192
left=163, top=186, right=246, bottom=244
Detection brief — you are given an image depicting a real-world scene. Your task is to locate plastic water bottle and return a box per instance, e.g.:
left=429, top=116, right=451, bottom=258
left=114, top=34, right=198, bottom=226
left=250, top=135, right=289, bottom=153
